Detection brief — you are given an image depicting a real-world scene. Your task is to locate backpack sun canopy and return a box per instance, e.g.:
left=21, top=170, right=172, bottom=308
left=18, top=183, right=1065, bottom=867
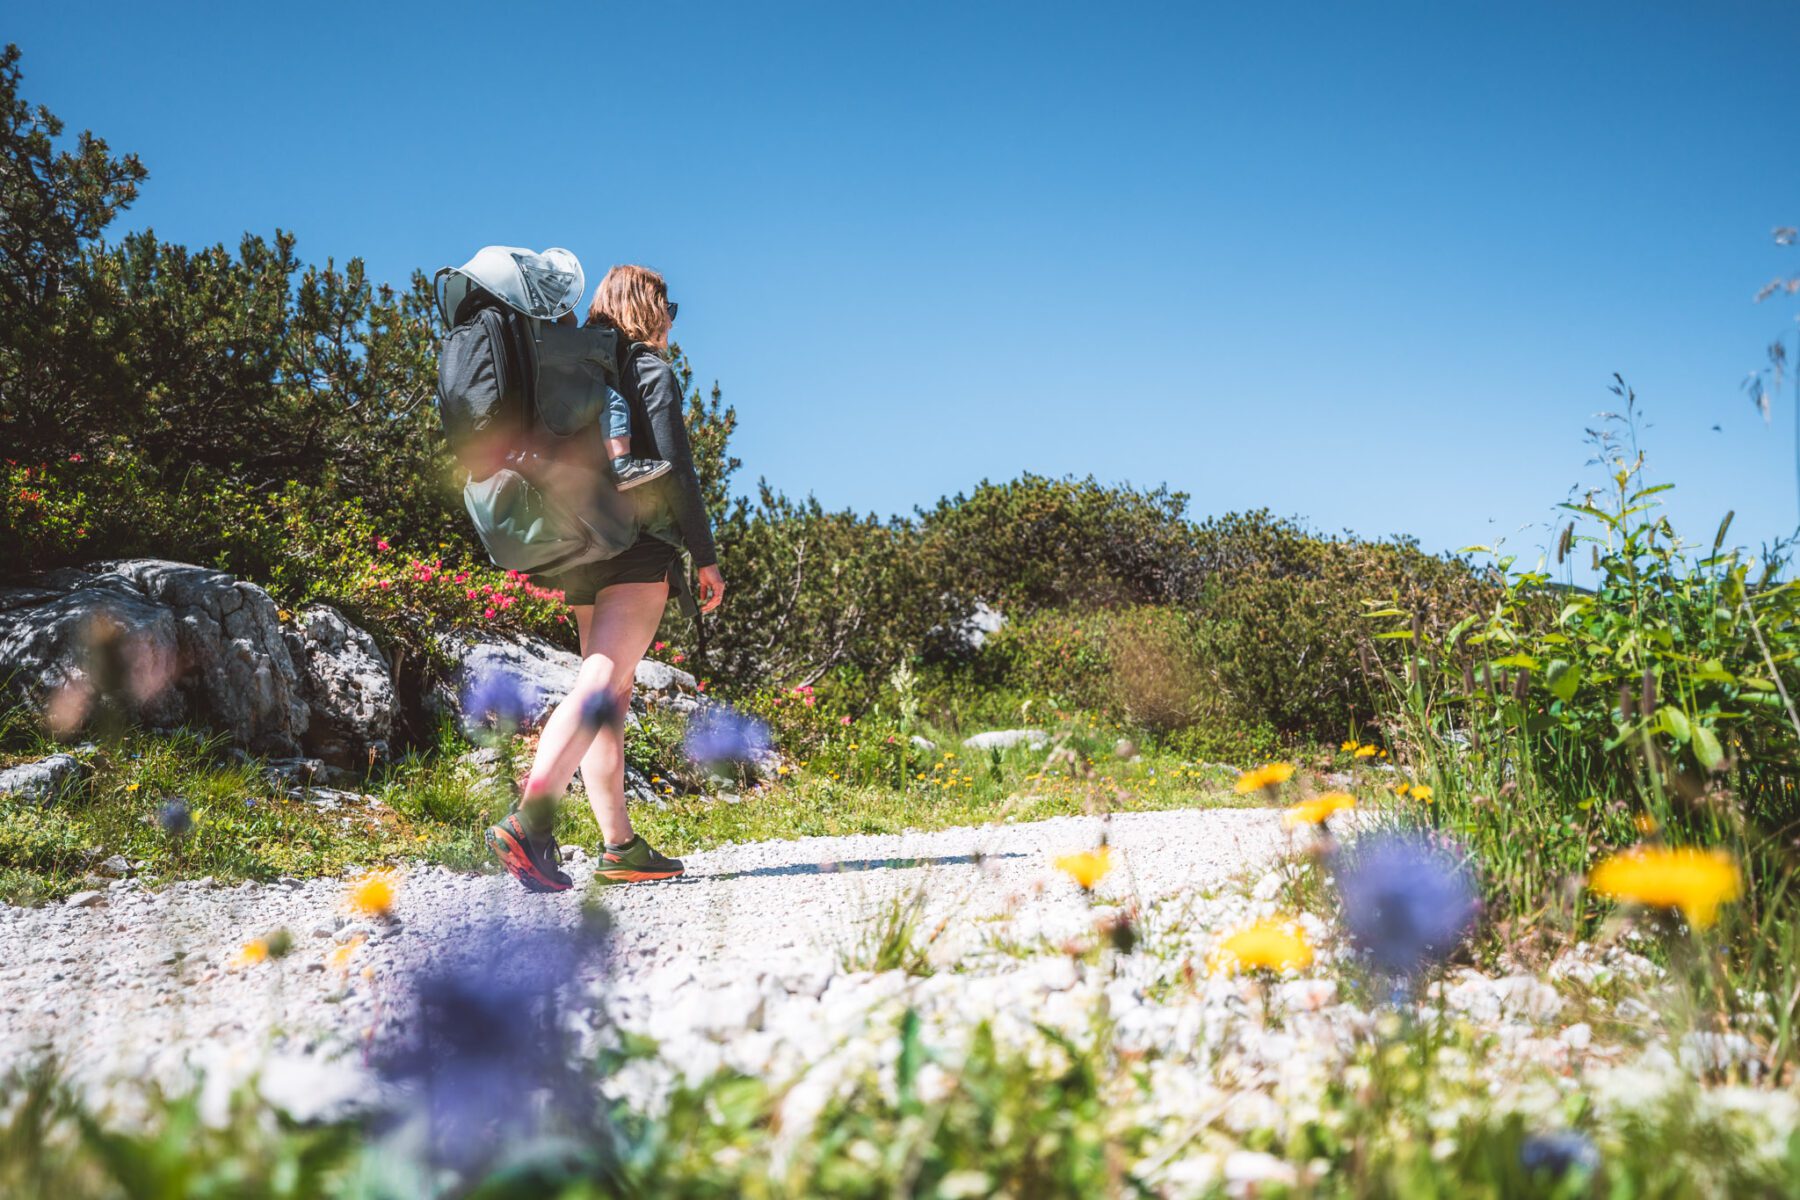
left=434, top=245, right=586, bottom=325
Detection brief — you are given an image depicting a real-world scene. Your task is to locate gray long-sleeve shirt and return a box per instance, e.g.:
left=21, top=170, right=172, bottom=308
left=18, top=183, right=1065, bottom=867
left=618, top=343, right=718, bottom=569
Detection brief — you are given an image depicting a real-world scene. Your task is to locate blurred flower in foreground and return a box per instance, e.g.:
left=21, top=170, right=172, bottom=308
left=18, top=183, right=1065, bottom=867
left=348, top=870, right=398, bottom=919
left=375, top=916, right=612, bottom=1172
left=1353, top=744, right=1378, bottom=759
left=157, top=797, right=193, bottom=838
left=1589, top=846, right=1742, bottom=928
left=1283, top=792, right=1355, bottom=829
left=233, top=939, right=270, bottom=968
left=232, top=928, right=292, bottom=968
left=327, top=935, right=365, bottom=973
left=683, top=706, right=772, bottom=768
left=1336, top=832, right=1478, bottom=977
left=1234, top=762, right=1295, bottom=794
left=1054, top=846, right=1112, bottom=891
left=1208, top=918, right=1313, bottom=975
left=1520, top=1130, right=1600, bottom=1180
left=459, top=668, right=528, bottom=736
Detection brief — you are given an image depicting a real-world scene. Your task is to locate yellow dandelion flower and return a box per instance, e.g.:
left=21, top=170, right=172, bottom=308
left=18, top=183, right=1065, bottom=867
left=125, top=782, right=140, bottom=792
left=1208, top=918, right=1313, bottom=975
left=1411, top=785, right=1433, bottom=803
left=1282, top=792, right=1355, bottom=829
left=1394, top=782, right=1410, bottom=796
left=1054, top=846, right=1112, bottom=890
left=1589, top=846, right=1742, bottom=928
left=1340, top=739, right=1360, bottom=753
left=327, top=935, right=366, bottom=973
left=1353, top=745, right=1378, bottom=759
left=777, top=765, right=791, bottom=775
left=1234, top=762, right=1296, bottom=794
left=347, top=870, right=397, bottom=919
left=233, top=938, right=270, bottom=967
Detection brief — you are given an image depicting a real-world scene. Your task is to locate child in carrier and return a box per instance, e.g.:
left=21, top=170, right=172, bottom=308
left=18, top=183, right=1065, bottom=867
left=437, top=245, right=670, bottom=490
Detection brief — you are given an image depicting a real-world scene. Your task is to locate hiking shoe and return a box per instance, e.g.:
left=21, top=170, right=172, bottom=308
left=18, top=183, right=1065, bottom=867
left=486, top=812, right=573, bottom=893
left=593, top=835, right=685, bottom=884
left=611, top=456, right=672, bottom=491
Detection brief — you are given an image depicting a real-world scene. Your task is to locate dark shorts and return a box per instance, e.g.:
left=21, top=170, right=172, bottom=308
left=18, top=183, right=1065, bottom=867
left=532, top=535, right=680, bottom=606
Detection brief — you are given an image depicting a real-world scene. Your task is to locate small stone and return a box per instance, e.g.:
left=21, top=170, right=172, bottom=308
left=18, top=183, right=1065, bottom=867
left=65, top=890, right=105, bottom=909
left=96, top=854, right=132, bottom=878
left=1561, top=1022, right=1593, bottom=1051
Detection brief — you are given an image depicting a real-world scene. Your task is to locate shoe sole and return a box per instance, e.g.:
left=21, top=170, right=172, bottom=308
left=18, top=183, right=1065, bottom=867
left=592, top=867, right=685, bottom=884
left=614, top=463, right=673, bottom=492
left=486, top=825, right=571, bottom=893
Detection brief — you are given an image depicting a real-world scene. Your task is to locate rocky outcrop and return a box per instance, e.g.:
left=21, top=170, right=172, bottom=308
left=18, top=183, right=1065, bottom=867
left=0, top=562, right=393, bottom=769
left=0, top=560, right=306, bottom=755
left=282, top=604, right=397, bottom=768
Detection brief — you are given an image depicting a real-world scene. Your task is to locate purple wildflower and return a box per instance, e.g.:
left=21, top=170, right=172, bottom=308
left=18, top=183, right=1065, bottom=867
left=1335, top=831, right=1478, bottom=977
left=683, top=706, right=772, bottom=768
left=1520, top=1130, right=1599, bottom=1179
left=460, top=668, right=530, bottom=736
left=374, top=915, right=612, bottom=1171
left=157, top=798, right=192, bottom=837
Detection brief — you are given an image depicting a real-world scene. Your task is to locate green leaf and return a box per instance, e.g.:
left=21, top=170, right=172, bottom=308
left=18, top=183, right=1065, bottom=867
left=1545, top=659, right=1581, bottom=702
left=1693, top=724, right=1724, bottom=771
left=1492, top=653, right=1540, bottom=670
left=1694, top=659, right=1737, bottom=685
left=1660, top=706, right=1691, bottom=743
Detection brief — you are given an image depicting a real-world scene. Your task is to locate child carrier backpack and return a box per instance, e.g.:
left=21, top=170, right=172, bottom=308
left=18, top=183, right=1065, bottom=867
left=433, top=247, right=624, bottom=575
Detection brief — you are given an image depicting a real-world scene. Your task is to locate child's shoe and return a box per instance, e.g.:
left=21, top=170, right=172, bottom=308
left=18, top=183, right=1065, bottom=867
left=611, top=456, right=672, bottom=491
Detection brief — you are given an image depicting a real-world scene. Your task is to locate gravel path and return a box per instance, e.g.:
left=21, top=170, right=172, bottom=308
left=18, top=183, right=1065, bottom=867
left=0, top=806, right=1286, bottom=1096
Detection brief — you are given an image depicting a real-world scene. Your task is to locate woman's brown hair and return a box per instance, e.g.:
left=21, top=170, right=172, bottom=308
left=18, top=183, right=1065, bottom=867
left=587, top=264, right=672, bottom=344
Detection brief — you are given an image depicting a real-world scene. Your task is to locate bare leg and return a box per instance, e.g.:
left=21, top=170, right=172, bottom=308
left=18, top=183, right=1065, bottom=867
left=517, top=580, right=667, bottom=842
left=604, top=434, right=633, bottom=461
left=573, top=583, right=667, bottom=843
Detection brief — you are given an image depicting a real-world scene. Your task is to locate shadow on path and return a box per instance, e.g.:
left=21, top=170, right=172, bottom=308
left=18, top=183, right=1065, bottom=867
left=705, top=851, right=1027, bottom=881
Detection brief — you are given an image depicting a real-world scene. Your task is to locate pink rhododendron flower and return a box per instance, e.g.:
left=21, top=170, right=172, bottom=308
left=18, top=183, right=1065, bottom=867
left=483, top=607, right=496, bottom=619
left=672, top=652, right=685, bottom=663
left=376, top=538, right=390, bottom=551
left=839, top=715, right=852, bottom=725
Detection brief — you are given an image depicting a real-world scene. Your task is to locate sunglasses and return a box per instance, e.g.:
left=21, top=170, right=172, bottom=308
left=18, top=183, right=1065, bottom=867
left=667, top=299, right=679, bottom=322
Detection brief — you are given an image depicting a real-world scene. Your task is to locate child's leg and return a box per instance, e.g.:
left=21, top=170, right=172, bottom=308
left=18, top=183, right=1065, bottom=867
left=603, top=386, right=633, bottom=462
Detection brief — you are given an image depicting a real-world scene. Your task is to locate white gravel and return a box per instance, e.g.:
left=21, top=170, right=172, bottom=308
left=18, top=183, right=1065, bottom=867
left=0, top=806, right=1288, bottom=1093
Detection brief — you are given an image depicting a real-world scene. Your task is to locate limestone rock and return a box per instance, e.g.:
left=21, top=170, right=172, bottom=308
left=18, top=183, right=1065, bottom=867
left=0, top=752, right=89, bottom=804
left=0, top=560, right=306, bottom=755
left=282, top=604, right=396, bottom=769
left=962, top=729, right=1049, bottom=752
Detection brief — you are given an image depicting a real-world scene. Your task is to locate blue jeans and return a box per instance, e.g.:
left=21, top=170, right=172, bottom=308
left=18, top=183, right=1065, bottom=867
left=604, top=386, right=631, bottom=442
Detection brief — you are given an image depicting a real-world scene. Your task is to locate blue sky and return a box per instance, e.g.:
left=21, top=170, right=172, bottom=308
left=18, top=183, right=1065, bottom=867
left=15, top=1, right=1800, bottom=569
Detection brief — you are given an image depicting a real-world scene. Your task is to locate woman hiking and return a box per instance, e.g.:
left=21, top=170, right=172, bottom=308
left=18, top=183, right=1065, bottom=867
left=486, top=264, right=725, bottom=892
